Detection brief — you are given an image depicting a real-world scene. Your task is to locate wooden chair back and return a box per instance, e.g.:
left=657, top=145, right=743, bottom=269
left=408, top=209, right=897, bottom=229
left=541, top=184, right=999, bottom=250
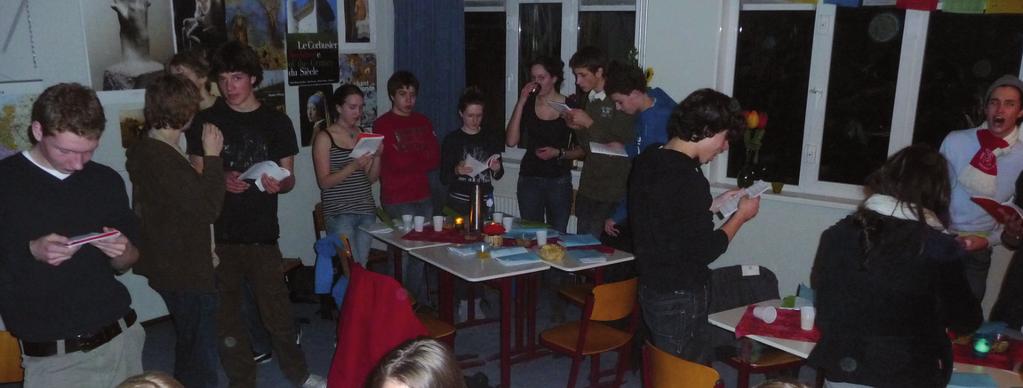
left=643, top=340, right=720, bottom=388
left=590, top=277, right=637, bottom=322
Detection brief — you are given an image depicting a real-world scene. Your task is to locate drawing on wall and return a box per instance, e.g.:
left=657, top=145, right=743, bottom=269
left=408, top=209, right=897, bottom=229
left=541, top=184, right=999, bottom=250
left=287, top=0, right=337, bottom=35
left=298, top=84, right=332, bottom=147
left=225, top=0, right=287, bottom=70
left=341, top=0, right=371, bottom=46
left=82, top=0, right=175, bottom=91
left=119, top=108, right=145, bottom=149
left=172, top=0, right=228, bottom=55
left=359, top=85, right=377, bottom=130
left=0, top=92, right=36, bottom=161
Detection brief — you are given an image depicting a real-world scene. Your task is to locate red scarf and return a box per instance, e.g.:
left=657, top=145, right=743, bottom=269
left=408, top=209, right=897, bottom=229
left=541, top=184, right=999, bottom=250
left=970, top=129, right=1010, bottom=177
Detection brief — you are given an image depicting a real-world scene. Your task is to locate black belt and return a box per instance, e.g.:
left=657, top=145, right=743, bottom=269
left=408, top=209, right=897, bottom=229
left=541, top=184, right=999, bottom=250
left=21, top=309, right=137, bottom=357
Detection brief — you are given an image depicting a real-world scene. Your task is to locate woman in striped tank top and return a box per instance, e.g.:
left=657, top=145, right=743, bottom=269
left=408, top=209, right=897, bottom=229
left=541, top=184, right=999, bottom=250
left=312, top=84, right=382, bottom=265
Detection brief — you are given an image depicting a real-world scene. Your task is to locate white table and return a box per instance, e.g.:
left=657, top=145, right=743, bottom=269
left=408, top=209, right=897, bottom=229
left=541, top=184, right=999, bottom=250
left=360, top=222, right=453, bottom=251
left=409, top=245, right=551, bottom=388
left=707, top=299, right=1023, bottom=388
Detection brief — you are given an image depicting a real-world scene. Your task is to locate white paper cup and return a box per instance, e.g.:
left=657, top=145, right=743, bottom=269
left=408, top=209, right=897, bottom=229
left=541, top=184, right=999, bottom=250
left=413, top=216, right=425, bottom=232
left=493, top=212, right=504, bottom=224
left=502, top=217, right=514, bottom=231
left=753, top=306, right=777, bottom=324
left=800, top=306, right=816, bottom=331
left=433, top=216, right=444, bottom=232
left=536, top=230, right=548, bottom=246
left=402, top=214, right=413, bottom=231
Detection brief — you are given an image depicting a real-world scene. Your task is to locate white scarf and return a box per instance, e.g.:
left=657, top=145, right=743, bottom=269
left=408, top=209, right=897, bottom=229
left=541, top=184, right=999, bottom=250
left=862, top=194, right=946, bottom=232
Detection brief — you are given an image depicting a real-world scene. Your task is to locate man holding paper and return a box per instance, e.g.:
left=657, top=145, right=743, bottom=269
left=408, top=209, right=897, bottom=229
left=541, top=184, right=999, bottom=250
left=186, top=42, right=323, bottom=388
left=562, top=47, right=635, bottom=237
left=939, top=74, right=1023, bottom=301
left=0, top=83, right=143, bottom=387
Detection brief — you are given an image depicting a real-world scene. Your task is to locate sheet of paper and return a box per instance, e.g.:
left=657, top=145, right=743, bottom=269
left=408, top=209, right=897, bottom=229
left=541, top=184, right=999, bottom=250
left=239, top=161, right=292, bottom=192
left=350, top=134, right=384, bottom=159
left=589, top=142, right=628, bottom=157
left=547, top=99, right=571, bottom=113
left=66, top=230, right=120, bottom=247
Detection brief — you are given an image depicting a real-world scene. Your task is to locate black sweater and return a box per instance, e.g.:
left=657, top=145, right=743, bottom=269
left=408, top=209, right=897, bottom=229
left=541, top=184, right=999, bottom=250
left=807, top=214, right=982, bottom=387
left=628, top=147, right=728, bottom=293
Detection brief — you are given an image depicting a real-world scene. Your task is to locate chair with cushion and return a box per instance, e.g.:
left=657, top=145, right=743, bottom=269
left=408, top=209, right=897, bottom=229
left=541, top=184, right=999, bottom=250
left=708, top=265, right=804, bottom=388
left=642, top=340, right=721, bottom=388
left=540, top=277, right=639, bottom=388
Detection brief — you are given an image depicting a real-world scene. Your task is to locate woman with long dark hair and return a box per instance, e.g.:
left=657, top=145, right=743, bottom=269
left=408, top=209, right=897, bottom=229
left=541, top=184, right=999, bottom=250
left=808, top=145, right=982, bottom=387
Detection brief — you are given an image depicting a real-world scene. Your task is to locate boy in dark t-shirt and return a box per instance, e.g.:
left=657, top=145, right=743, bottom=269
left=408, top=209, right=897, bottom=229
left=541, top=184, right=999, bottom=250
left=185, top=42, right=325, bottom=388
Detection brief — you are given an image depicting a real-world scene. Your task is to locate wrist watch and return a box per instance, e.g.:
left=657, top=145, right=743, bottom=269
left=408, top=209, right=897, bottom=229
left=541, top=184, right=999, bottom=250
left=557, top=148, right=565, bottom=160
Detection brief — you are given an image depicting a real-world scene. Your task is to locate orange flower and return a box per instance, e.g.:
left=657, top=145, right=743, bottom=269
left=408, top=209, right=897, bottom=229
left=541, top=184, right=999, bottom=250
left=745, top=110, right=760, bottom=129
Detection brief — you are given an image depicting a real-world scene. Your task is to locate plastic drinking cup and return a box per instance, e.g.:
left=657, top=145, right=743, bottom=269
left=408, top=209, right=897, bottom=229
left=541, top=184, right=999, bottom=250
left=800, top=306, right=816, bottom=330
left=413, top=216, right=425, bottom=232
left=493, top=212, right=504, bottom=224
left=433, top=216, right=444, bottom=232
left=752, top=306, right=777, bottom=324
left=536, top=230, right=548, bottom=246
left=402, top=214, right=413, bottom=231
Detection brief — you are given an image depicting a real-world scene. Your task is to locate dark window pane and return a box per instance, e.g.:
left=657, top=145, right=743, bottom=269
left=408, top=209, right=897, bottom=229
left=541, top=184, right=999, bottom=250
left=519, top=3, right=562, bottom=89
left=578, top=11, right=635, bottom=63
left=913, top=14, right=1023, bottom=148
left=819, top=8, right=903, bottom=185
left=728, top=10, right=813, bottom=185
left=465, top=12, right=507, bottom=137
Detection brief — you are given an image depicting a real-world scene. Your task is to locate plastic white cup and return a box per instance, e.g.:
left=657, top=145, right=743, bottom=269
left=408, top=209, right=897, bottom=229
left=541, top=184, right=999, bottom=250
left=752, top=306, right=777, bottom=324
left=536, top=230, right=548, bottom=246
left=433, top=216, right=444, bottom=232
left=800, top=306, right=816, bottom=331
left=502, top=217, right=514, bottom=231
left=493, top=212, right=504, bottom=224
left=413, top=216, right=425, bottom=232
left=402, top=214, right=413, bottom=231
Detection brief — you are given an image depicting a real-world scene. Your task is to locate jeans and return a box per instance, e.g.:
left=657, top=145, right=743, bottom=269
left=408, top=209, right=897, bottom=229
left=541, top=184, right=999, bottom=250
left=325, top=213, right=377, bottom=266
left=639, top=283, right=710, bottom=363
left=158, top=290, right=220, bottom=388
left=516, top=174, right=573, bottom=233
left=383, top=199, right=434, bottom=307
left=573, top=194, right=617, bottom=238
left=963, top=247, right=992, bottom=302
left=215, top=244, right=309, bottom=387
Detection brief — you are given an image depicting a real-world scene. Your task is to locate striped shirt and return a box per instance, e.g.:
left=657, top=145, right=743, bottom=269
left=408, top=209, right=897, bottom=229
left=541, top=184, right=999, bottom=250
left=321, top=132, right=375, bottom=217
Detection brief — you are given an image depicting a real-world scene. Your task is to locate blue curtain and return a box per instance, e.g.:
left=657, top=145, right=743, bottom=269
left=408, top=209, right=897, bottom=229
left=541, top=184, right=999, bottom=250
left=393, top=0, right=466, bottom=139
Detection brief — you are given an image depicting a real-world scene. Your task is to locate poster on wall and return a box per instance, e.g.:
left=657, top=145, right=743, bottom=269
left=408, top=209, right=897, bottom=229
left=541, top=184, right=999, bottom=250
left=172, top=0, right=228, bottom=55
left=81, top=0, right=176, bottom=91
left=286, top=33, right=339, bottom=85
left=225, top=0, right=287, bottom=70
left=340, top=53, right=376, bottom=128
left=0, top=84, right=39, bottom=161
left=95, top=90, right=145, bottom=169
left=286, top=0, right=338, bottom=35
left=341, top=0, right=372, bottom=48
left=119, top=108, right=146, bottom=149
left=258, top=70, right=287, bottom=114
left=298, top=84, right=333, bottom=146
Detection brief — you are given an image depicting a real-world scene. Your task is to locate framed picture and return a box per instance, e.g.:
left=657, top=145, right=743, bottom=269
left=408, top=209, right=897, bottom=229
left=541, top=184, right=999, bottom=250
left=95, top=90, right=146, bottom=168
left=81, top=0, right=175, bottom=91
left=0, top=81, right=41, bottom=160
left=340, top=0, right=373, bottom=49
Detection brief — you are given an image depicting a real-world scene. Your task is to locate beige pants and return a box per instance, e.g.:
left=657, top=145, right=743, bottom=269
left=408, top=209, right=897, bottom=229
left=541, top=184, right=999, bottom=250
left=22, top=321, right=145, bottom=388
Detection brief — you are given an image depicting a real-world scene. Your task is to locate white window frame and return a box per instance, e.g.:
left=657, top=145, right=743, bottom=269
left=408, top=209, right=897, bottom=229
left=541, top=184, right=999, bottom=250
left=713, top=0, right=974, bottom=201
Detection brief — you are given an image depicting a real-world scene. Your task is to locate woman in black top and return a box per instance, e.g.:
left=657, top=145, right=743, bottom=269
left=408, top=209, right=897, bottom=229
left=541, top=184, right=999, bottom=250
left=808, top=145, right=982, bottom=387
left=505, top=56, right=581, bottom=233
left=440, top=87, right=505, bottom=217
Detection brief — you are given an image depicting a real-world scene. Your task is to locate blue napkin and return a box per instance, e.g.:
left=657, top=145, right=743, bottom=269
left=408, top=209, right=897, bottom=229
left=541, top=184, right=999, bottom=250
left=558, top=234, right=602, bottom=247
left=495, top=252, right=542, bottom=266
left=948, top=372, right=997, bottom=388
left=566, top=249, right=606, bottom=263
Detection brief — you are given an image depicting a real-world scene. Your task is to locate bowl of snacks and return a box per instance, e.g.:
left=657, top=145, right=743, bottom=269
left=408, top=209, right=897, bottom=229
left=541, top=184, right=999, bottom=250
left=539, top=243, right=565, bottom=262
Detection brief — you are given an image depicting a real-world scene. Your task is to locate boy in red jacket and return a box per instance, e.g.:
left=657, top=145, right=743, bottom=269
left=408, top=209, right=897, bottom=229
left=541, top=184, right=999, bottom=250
left=374, top=71, right=440, bottom=306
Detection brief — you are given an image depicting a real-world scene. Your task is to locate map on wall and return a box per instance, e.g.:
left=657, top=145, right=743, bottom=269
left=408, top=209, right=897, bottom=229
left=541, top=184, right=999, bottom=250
left=0, top=93, right=36, bottom=161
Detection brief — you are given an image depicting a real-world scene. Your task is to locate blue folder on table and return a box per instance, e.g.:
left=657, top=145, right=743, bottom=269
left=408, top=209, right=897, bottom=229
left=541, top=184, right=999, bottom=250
left=558, top=234, right=601, bottom=247
left=565, top=249, right=606, bottom=264
left=948, top=372, right=996, bottom=388
left=495, top=251, right=542, bottom=266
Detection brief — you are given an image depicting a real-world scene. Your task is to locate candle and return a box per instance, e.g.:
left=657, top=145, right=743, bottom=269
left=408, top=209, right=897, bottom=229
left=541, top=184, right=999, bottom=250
left=455, top=217, right=464, bottom=226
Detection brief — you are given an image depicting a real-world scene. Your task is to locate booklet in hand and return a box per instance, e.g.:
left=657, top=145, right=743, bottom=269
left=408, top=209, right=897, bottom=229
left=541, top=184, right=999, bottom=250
left=66, top=230, right=121, bottom=247
left=712, top=180, right=771, bottom=220
left=971, top=196, right=1023, bottom=224
left=588, top=142, right=628, bottom=157
left=547, top=99, right=572, bottom=114
left=463, top=154, right=501, bottom=177
left=350, top=133, right=385, bottom=159
left=239, top=161, right=292, bottom=192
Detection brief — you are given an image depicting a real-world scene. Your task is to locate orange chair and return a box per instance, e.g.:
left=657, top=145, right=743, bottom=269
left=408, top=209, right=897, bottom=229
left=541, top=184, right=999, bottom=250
left=0, top=331, right=22, bottom=383
left=643, top=340, right=721, bottom=388
left=334, top=235, right=455, bottom=346
left=539, top=277, right=639, bottom=388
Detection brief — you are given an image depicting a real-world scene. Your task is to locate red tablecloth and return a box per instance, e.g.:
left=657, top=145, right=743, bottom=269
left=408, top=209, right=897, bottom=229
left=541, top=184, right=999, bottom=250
left=735, top=305, right=821, bottom=342
left=401, top=229, right=481, bottom=244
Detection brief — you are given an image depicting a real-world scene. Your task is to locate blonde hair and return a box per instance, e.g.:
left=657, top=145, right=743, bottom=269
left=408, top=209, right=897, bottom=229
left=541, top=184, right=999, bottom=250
left=117, top=371, right=185, bottom=388
left=369, top=339, right=466, bottom=388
